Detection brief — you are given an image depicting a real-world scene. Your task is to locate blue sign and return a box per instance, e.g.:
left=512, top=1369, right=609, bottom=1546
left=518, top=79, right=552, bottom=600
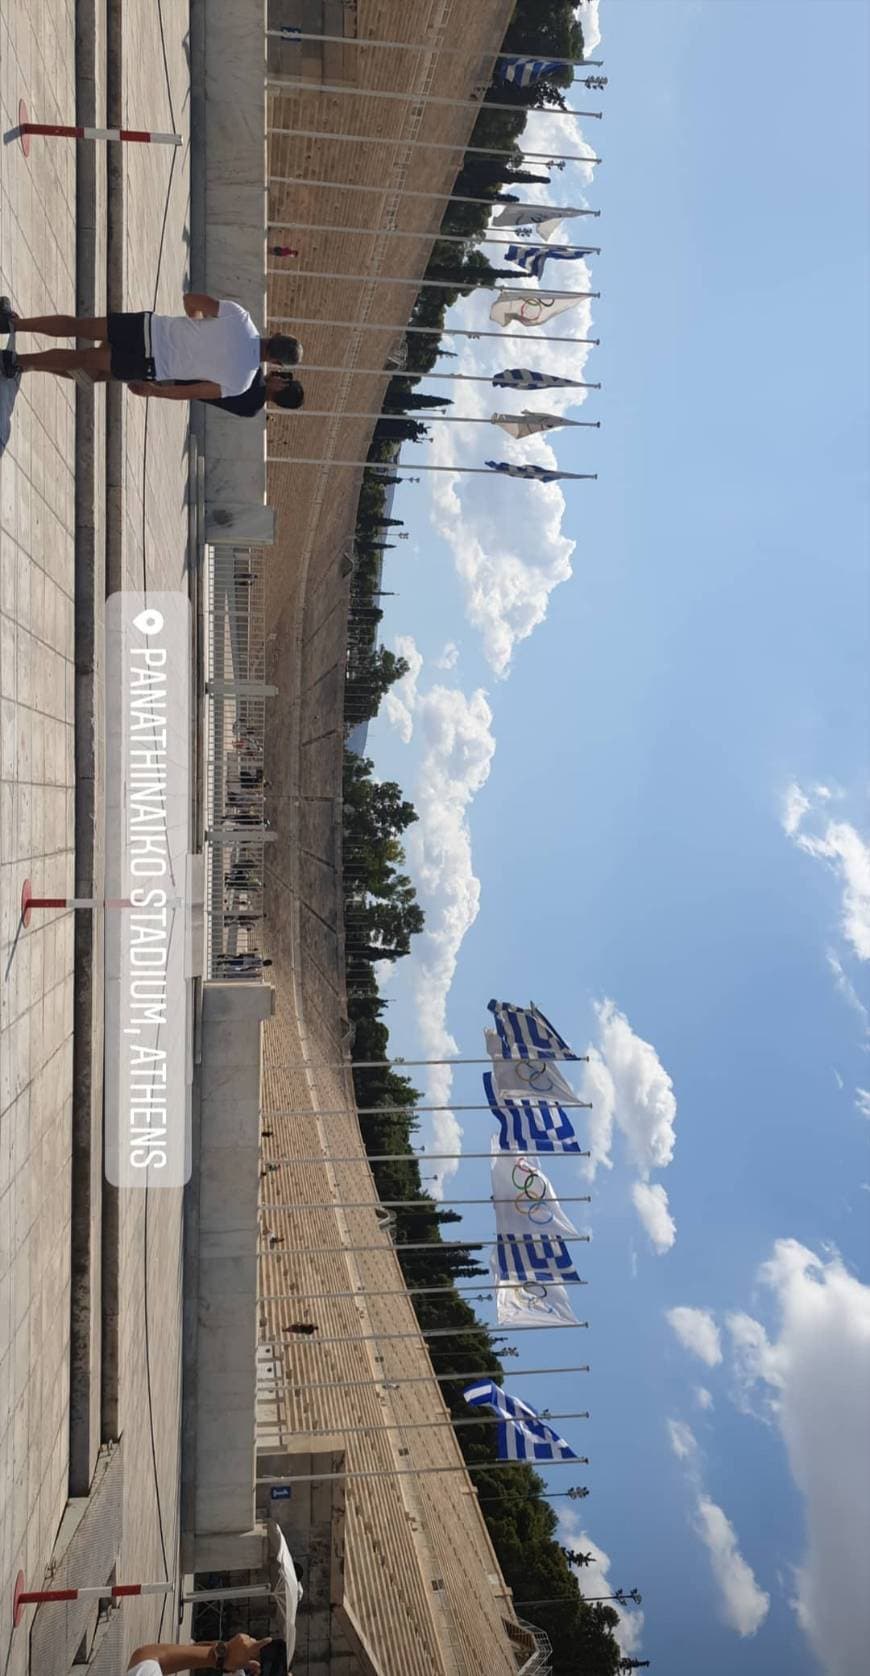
left=270, top=1486, right=292, bottom=1500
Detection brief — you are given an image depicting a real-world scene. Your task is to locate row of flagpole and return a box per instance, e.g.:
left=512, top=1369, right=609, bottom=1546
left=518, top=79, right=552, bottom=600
left=258, top=1005, right=597, bottom=1490
left=260, top=24, right=608, bottom=1514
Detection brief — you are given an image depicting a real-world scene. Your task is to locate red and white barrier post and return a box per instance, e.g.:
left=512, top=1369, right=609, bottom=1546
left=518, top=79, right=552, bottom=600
left=12, top=1573, right=173, bottom=1628
left=18, top=100, right=180, bottom=157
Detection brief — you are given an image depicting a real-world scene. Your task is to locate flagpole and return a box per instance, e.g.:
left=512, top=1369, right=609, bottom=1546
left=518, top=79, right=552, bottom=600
left=265, top=26, right=604, bottom=71
left=267, top=458, right=598, bottom=481
left=266, top=363, right=601, bottom=390
left=268, top=78, right=603, bottom=121
left=256, top=1458, right=588, bottom=1489
left=255, top=1237, right=590, bottom=1257
left=268, top=176, right=601, bottom=218
left=263, top=1101, right=592, bottom=1116
left=267, top=266, right=598, bottom=299
left=263, top=1054, right=590, bottom=1071
left=256, top=1365, right=590, bottom=1394
left=271, top=410, right=601, bottom=429
left=257, top=1279, right=589, bottom=1303
left=254, top=1321, right=589, bottom=1345
left=267, top=127, right=601, bottom=166
left=255, top=1411, right=590, bottom=1442
left=271, top=222, right=600, bottom=255
left=260, top=1196, right=594, bottom=1215
left=267, top=312, right=600, bottom=347
left=261, top=1152, right=588, bottom=1165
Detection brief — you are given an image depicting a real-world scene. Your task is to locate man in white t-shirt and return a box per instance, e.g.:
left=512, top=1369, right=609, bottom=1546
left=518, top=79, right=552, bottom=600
left=1, top=295, right=304, bottom=410
left=127, top=1631, right=274, bottom=1675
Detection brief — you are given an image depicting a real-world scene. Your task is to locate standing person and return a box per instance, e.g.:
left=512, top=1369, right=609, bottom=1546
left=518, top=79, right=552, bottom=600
left=1, top=293, right=304, bottom=408
left=282, top=1323, right=318, bottom=1337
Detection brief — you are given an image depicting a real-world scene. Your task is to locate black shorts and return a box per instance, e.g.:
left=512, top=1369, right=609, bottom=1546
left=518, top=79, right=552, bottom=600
left=107, top=311, right=157, bottom=381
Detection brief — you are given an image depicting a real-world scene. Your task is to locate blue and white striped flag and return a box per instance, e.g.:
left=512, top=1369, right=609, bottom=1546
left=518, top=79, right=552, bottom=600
left=492, top=368, right=588, bottom=391
left=485, top=459, right=564, bottom=483
left=494, top=1231, right=581, bottom=1285
left=505, top=243, right=593, bottom=281
left=484, top=1071, right=582, bottom=1153
left=494, top=56, right=567, bottom=89
left=488, top=999, right=579, bottom=1060
left=279, top=24, right=301, bottom=38
left=463, top=1380, right=581, bottom=1462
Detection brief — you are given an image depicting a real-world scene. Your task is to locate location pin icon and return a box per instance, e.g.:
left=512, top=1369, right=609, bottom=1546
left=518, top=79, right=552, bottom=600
left=133, top=607, right=164, bottom=635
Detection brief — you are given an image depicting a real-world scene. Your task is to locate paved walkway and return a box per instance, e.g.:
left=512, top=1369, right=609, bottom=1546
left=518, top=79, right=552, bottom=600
left=0, top=1, right=191, bottom=1666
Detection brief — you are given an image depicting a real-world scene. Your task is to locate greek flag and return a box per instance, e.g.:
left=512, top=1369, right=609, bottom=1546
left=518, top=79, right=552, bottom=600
left=485, top=459, right=564, bottom=483
left=495, top=1232, right=582, bottom=1300
left=493, top=368, right=587, bottom=391
left=463, top=1380, right=581, bottom=1462
left=505, top=244, right=592, bottom=280
left=494, top=56, right=567, bottom=89
left=279, top=24, right=301, bottom=37
left=484, top=1071, right=582, bottom=1154
left=488, top=999, right=579, bottom=1060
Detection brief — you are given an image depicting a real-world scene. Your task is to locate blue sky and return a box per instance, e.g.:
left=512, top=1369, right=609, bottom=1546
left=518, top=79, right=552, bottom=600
left=359, top=3, right=870, bottom=1671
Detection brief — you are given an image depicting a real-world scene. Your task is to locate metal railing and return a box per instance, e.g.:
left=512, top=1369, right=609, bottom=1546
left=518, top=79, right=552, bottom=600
left=203, top=545, right=275, bottom=978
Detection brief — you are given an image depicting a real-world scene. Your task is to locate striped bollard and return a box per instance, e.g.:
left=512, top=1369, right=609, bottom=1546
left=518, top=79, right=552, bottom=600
left=12, top=1572, right=173, bottom=1628
left=18, top=100, right=180, bottom=158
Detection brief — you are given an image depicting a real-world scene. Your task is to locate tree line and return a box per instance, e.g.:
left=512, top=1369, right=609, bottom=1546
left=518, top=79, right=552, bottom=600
left=341, top=6, right=628, bottom=1668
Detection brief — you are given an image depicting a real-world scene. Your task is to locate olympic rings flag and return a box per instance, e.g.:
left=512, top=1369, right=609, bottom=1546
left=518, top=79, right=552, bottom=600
left=489, top=1147, right=584, bottom=1328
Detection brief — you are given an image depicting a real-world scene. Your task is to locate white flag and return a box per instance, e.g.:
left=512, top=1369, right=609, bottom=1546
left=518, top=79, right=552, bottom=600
left=489, top=1146, right=584, bottom=1327
left=493, top=1272, right=581, bottom=1328
left=485, top=1031, right=582, bottom=1107
left=491, top=410, right=567, bottom=439
left=489, top=290, right=583, bottom=330
left=491, top=204, right=585, bottom=241
left=491, top=1148, right=579, bottom=1241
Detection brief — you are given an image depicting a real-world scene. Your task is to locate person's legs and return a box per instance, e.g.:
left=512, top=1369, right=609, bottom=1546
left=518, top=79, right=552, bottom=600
left=9, top=314, right=109, bottom=340
left=16, top=346, right=111, bottom=376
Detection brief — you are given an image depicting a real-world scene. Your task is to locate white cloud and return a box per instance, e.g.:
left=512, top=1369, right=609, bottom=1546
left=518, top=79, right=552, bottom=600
left=826, top=952, right=869, bottom=1031
left=783, top=783, right=870, bottom=961
left=727, top=1240, right=870, bottom=1674
left=833, top=1069, right=844, bottom=1090
left=401, top=684, right=496, bottom=1189
left=855, top=1088, right=870, bottom=1119
left=581, top=1000, right=678, bottom=1180
left=667, top=1408, right=769, bottom=1637
left=425, top=243, right=600, bottom=673
left=557, top=1509, right=644, bottom=1656
left=782, top=781, right=812, bottom=838
left=381, top=634, right=424, bottom=743
left=666, top=1306, right=723, bottom=1368
left=632, top=1181, right=676, bottom=1253
left=575, top=0, right=603, bottom=54
left=435, top=640, right=459, bottom=671
left=694, top=1385, right=714, bottom=1411
left=667, top=1418, right=699, bottom=1461
left=693, top=1496, right=770, bottom=1637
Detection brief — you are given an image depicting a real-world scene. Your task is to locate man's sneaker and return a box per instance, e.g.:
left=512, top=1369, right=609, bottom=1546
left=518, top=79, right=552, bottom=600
left=0, top=299, right=15, bottom=335
left=0, top=348, right=20, bottom=379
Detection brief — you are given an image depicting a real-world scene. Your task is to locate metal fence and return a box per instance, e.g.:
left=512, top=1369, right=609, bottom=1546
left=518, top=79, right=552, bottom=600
left=203, top=545, right=276, bottom=978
